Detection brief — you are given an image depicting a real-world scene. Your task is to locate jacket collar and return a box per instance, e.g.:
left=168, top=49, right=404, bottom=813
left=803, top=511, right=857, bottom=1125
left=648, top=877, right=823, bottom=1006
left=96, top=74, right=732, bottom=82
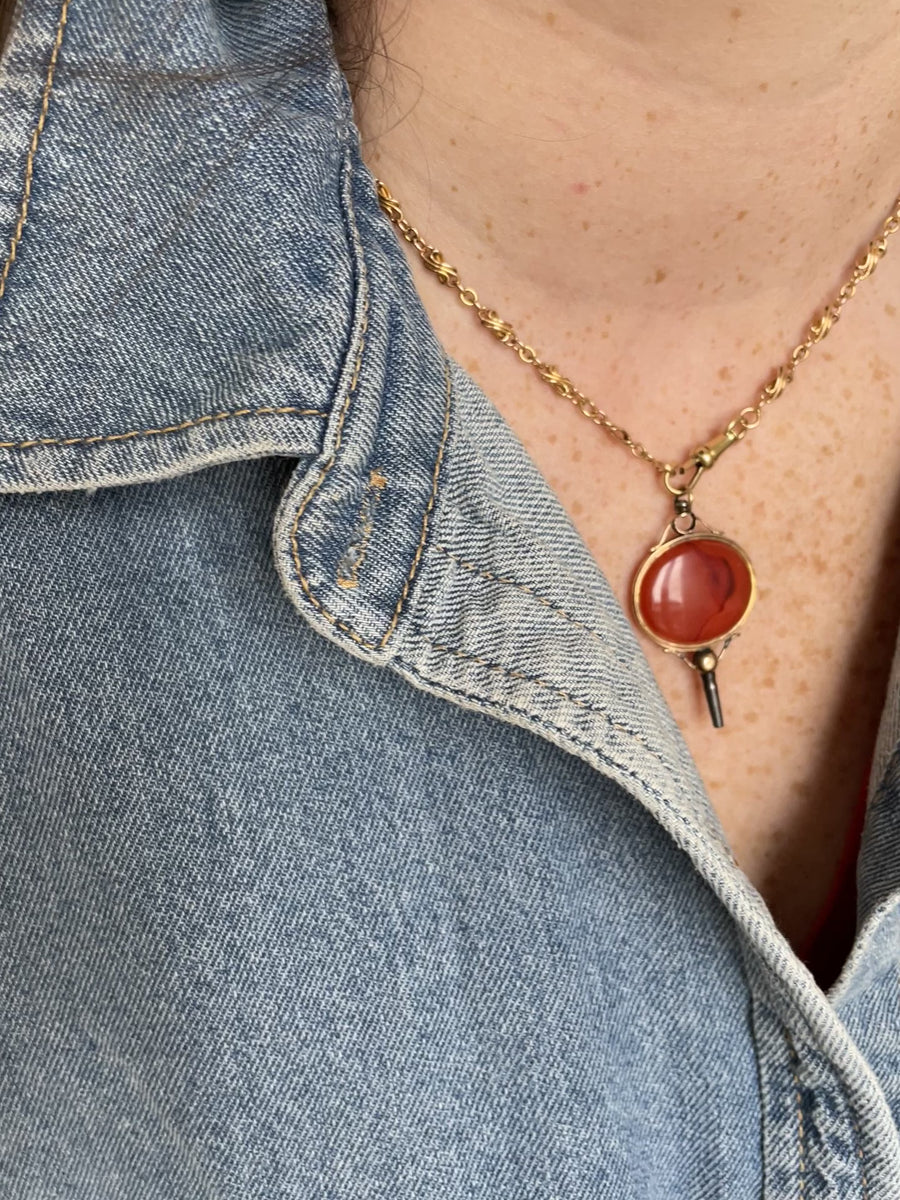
left=4, top=0, right=900, bottom=1094
left=0, top=0, right=348, bottom=490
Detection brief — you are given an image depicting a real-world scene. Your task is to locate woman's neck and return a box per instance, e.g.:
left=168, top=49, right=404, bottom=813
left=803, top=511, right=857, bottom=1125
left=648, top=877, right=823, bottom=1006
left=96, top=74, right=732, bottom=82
left=357, top=0, right=900, bottom=328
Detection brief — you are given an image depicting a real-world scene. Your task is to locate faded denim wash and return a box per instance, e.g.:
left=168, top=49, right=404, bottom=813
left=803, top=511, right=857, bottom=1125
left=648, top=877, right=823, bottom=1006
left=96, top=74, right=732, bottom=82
left=0, top=1, right=899, bottom=1197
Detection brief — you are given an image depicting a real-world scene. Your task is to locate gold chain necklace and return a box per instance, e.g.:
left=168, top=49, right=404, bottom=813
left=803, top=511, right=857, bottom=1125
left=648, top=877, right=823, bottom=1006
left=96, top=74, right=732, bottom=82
left=0, top=0, right=71, bottom=302
left=375, top=177, right=900, bottom=728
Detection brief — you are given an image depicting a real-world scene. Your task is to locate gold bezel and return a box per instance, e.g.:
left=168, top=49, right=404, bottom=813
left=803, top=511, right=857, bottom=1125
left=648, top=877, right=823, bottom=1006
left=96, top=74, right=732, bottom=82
left=631, top=532, right=757, bottom=653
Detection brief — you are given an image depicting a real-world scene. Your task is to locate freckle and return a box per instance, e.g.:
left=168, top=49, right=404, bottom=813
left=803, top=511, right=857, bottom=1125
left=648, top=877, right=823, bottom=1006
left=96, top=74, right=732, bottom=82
left=449, top=137, right=457, bottom=146
left=752, top=499, right=766, bottom=518
left=450, top=184, right=458, bottom=192
left=853, top=473, right=865, bottom=489
left=745, top=711, right=759, bottom=723
left=646, top=110, right=657, bottom=122
left=572, top=449, right=583, bottom=463
left=571, top=181, right=589, bottom=195
left=547, top=432, right=558, bottom=444
left=582, top=219, right=590, bottom=231
left=594, top=179, right=603, bottom=187
left=886, top=302, right=896, bottom=316
left=484, top=218, right=492, bottom=231
left=731, top=6, right=742, bottom=17
left=761, top=676, right=775, bottom=689
left=571, top=498, right=584, bottom=515
left=795, top=679, right=811, bottom=696
left=604, top=313, right=612, bottom=323
left=545, top=10, right=556, bottom=25
left=812, top=554, right=828, bottom=575
left=758, top=81, right=768, bottom=92
left=718, top=364, right=732, bottom=380
left=654, top=267, right=667, bottom=283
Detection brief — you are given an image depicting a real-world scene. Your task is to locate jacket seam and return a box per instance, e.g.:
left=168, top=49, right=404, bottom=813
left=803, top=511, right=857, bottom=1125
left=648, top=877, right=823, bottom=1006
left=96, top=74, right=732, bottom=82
left=411, top=629, right=668, bottom=764
left=379, top=358, right=451, bottom=648
left=395, top=653, right=697, bottom=837
left=0, top=404, right=327, bottom=451
left=788, top=1037, right=808, bottom=1196
left=431, top=542, right=610, bottom=647
left=287, top=147, right=452, bottom=653
left=289, top=285, right=372, bottom=649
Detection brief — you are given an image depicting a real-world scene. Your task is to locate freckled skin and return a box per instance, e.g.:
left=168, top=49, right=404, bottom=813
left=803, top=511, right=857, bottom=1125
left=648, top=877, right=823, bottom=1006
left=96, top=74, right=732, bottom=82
left=360, top=0, right=900, bottom=956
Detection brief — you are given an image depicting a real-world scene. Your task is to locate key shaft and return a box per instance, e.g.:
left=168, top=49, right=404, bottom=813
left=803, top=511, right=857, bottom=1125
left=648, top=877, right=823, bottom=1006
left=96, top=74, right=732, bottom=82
left=693, top=647, right=725, bottom=728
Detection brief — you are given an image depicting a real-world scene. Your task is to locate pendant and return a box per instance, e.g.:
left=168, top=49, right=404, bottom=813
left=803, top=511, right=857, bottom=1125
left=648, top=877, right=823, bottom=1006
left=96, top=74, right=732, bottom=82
left=631, top=498, right=756, bottom=728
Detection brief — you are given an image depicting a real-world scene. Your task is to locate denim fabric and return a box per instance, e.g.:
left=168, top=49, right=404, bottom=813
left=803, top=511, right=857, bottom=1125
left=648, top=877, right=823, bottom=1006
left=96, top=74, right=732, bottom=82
left=0, top=1, right=899, bottom=1197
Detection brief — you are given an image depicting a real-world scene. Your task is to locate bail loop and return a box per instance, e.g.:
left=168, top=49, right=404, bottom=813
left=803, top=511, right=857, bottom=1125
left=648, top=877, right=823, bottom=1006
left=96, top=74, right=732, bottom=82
left=664, top=461, right=705, bottom=497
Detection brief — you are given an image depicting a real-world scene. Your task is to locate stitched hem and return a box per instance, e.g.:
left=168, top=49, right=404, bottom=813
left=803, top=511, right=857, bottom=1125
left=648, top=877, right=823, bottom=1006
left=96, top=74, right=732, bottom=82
left=788, top=1038, right=808, bottom=1196
left=410, top=628, right=667, bottom=763
left=0, top=404, right=328, bottom=451
left=394, top=653, right=700, bottom=845
left=286, top=146, right=453, bottom=654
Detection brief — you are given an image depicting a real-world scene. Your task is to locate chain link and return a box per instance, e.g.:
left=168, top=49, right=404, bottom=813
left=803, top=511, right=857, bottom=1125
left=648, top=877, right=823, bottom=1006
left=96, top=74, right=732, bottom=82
left=376, top=178, right=900, bottom=481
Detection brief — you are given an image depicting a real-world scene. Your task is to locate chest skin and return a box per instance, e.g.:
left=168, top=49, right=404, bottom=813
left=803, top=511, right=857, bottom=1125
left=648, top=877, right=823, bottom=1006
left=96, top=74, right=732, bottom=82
left=383, top=214, right=900, bottom=966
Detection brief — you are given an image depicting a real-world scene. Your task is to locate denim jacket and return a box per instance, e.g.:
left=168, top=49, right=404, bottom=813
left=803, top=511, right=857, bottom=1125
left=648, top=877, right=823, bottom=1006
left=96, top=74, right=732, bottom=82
left=1, top=1, right=899, bottom=1197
